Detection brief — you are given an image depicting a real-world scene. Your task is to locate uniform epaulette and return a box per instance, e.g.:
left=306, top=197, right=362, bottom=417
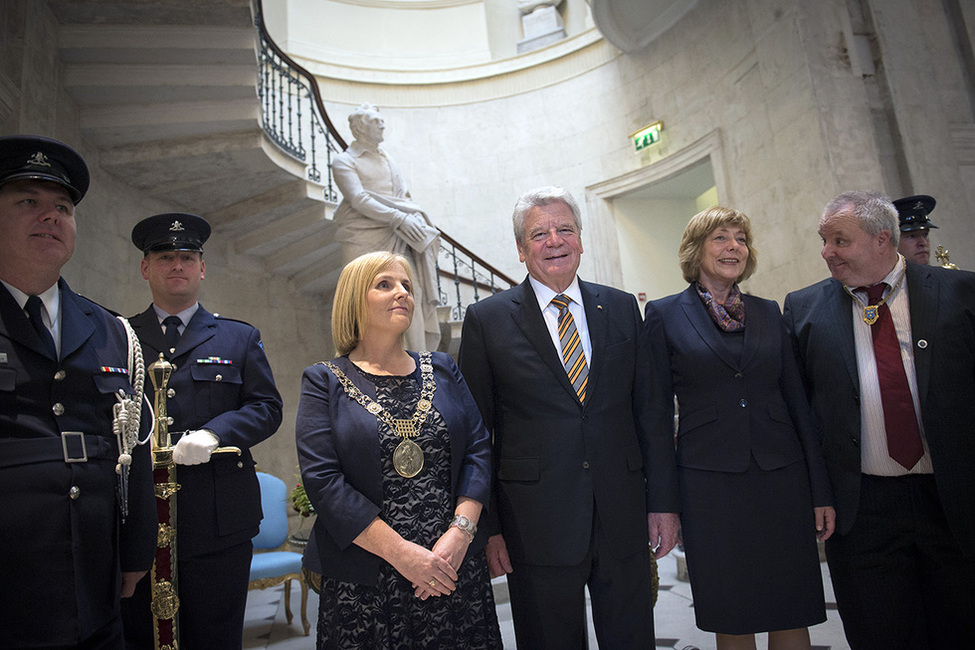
left=212, top=314, right=256, bottom=328
left=77, top=294, right=122, bottom=318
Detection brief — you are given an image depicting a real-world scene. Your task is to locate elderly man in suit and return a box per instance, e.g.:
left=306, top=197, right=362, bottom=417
left=120, top=213, right=283, bottom=649
left=0, top=135, right=156, bottom=647
left=459, top=186, right=680, bottom=649
left=783, top=189, right=975, bottom=649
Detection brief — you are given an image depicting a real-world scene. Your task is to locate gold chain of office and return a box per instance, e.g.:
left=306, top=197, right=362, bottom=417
left=323, top=351, right=436, bottom=478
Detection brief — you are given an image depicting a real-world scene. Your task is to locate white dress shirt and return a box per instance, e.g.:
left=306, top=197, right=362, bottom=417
left=2, top=280, right=61, bottom=357
left=528, top=275, right=593, bottom=367
left=848, top=255, right=933, bottom=475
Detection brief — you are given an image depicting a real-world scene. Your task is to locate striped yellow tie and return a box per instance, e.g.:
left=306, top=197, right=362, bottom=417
left=551, top=294, right=588, bottom=403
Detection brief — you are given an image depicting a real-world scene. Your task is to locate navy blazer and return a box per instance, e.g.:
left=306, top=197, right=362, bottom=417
left=644, top=286, right=832, bottom=506
left=459, top=278, right=680, bottom=567
left=0, top=279, right=156, bottom=647
left=296, top=351, right=492, bottom=587
left=784, top=262, right=975, bottom=553
left=129, top=305, right=283, bottom=557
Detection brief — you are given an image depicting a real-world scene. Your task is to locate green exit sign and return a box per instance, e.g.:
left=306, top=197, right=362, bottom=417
left=631, top=121, right=663, bottom=152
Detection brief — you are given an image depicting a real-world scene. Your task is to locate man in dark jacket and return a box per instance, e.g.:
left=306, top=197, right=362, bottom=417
left=0, top=134, right=156, bottom=647
left=121, top=212, right=283, bottom=649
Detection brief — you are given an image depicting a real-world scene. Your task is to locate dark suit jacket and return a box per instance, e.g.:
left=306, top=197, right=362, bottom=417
left=783, top=262, right=975, bottom=553
left=129, top=304, right=282, bottom=557
left=295, top=351, right=493, bottom=586
left=0, top=279, right=156, bottom=647
left=644, top=286, right=831, bottom=506
left=459, top=277, right=680, bottom=566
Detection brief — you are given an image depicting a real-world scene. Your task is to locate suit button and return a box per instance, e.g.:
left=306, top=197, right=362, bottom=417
left=54, top=370, right=66, bottom=381
left=215, top=374, right=223, bottom=382
left=237, top=462, right=244, bottom=469
left=917, top=339, right=928, bottom=349
left=734, top=372, right=743, bottom=379
left=851, top=437, right=859, bottom=446
left=582, top=461, right=590, bottom=469
left=52, top=403, right=65, bottom=416
left=739, top=399, right=747, bottom=407
left=167, top=388, right=176, bottom=398
left=69, top=486, right=80, bottom=500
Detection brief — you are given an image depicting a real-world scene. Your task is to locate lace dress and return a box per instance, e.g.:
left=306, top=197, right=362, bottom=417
left=316, top=367, right=502, bottom=649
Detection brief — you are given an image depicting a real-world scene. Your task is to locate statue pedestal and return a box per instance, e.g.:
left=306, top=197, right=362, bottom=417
left=517, top=5, right=566, bottom=53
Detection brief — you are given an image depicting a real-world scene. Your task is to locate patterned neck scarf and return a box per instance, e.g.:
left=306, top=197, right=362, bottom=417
left=695, top=282, right=745, bottom=332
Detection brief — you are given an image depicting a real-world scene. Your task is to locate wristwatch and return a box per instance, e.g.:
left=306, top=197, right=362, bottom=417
left=450, top=514, right=477, bottom=542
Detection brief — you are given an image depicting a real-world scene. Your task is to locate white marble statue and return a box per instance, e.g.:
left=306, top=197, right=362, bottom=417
left=332, top=103, right=442, bottom=352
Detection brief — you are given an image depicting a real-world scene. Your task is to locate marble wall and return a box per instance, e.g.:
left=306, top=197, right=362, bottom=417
left=288, top=0, right=975, bottom=304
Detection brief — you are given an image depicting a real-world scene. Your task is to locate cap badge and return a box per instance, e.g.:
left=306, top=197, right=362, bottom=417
left=169, top=220, right=185, bottom=232
left=913, top=200, right=925, bottom=211
left=26, top=152, right=52, bottom=168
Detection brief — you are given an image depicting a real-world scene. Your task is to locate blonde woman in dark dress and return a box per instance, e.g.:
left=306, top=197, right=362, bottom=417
left=296, top=251, right=501, bottom=648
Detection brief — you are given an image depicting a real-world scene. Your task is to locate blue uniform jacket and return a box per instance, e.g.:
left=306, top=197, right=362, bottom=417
left=129, top=304, right=282, bottom=557
left=0, top=279, right=156, bottom=647
left=295, top=351, right=492, bottom=587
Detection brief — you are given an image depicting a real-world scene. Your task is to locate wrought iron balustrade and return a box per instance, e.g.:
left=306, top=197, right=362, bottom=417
left=254, top=0, right=344, bottom=202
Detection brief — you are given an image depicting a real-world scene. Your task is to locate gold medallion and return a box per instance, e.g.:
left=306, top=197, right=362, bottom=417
left=393, top=439, right=424, bottom=478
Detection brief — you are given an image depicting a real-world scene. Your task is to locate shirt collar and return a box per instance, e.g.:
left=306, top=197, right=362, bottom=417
left=528, top=274, right=583, bottom=312
left=152, top=302, right=199, bottom=328
left=2, top=279, right=60, bottom=324
left=347, top=140, right=385, bottom=159
left=846, top=254, right=906, bottom=297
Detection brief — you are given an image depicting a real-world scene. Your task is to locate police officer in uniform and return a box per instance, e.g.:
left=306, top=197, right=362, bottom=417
left=894, top=194, right=938, bottom=265
left=120, top=213, right=283, bottom=649
left=0, top=135, right=157, bottom=647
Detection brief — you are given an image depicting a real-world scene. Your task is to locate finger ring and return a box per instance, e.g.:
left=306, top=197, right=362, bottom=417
left=428, top=580, right=437, bottom=587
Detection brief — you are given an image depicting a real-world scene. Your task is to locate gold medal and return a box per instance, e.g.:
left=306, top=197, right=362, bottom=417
left=393, top=439, right=424, bottom=478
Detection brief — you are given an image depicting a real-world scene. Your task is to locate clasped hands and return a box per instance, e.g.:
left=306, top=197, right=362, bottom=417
left=396, top=213, right=427, bottom=246
left=395, top=526, right=471, bottom=601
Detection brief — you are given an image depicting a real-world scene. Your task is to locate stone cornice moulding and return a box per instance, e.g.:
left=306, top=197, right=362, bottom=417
left=312, top=33, right=617, bottom=107
left=326, top=0, right=479, bottom=7
left=293, top=27, right=608, bottom=85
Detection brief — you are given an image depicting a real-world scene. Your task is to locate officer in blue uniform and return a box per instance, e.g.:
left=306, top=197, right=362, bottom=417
left=120, top=213, right=283, bottom=649
left=0, top=135, right=157, bottom=647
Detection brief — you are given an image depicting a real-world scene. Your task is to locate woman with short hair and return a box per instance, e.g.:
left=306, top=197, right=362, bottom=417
left=644, top=207, right=835, bottom=650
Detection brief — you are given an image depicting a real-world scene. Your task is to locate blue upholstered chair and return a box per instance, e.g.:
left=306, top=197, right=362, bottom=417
left=249, top=472, right=310, bottom=635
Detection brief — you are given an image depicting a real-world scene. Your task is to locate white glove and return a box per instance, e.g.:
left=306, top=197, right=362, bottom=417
left=173, top=429, right=220, bottom=465
left=398, top=213, right=426, bottom=244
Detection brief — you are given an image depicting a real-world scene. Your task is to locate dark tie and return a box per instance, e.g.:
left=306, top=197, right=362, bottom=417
left=551, top=294, right=589, bottom=403
left=862, top=283, right=924, bottom=469
left=25, top=295, right=57, bottom=359
left=163, top=315, right=182, bottom=353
